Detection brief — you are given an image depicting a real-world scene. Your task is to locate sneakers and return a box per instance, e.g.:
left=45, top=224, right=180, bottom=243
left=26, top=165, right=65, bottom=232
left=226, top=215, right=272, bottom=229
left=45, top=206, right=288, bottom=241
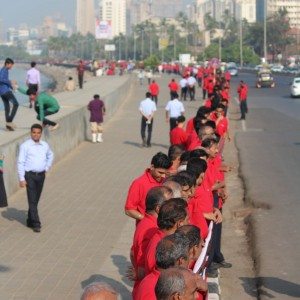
left=97, top=133, right=103, bottom=143
left=49, top=123, right=59, bottom=131
left=6, top=122, right=15, bottom=131
left=212, top=260, right=232, bottom=269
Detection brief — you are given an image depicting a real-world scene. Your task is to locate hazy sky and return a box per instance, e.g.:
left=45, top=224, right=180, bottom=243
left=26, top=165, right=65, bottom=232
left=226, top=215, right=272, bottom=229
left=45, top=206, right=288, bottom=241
left=0, top=0, right=77, bottom=29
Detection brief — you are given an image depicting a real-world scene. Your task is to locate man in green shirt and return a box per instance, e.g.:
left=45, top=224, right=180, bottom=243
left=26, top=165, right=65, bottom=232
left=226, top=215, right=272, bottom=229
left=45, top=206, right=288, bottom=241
left=19, top=87, right=60, bottom=130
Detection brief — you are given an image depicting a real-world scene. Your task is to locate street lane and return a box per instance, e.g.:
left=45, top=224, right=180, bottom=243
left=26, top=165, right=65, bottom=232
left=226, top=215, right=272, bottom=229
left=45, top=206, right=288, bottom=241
left=229, top=72, right=300, bottom=299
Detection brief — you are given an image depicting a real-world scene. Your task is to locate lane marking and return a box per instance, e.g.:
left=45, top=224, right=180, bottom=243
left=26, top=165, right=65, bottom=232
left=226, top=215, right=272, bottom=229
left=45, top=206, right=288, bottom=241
left=242, top=120, right=247, bottom=132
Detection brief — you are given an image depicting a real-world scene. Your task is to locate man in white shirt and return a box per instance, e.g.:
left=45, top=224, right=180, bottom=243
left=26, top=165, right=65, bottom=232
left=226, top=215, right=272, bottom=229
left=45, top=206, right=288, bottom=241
left=179, top=76, right=188, bottom=101
left=17, top=123, right=54, bottom=232
left=165, top=92, right=185, bottom=131
left=26, top=61, right=41, bottom=108
left=139, top=92, right=157, bottom=147
left=187, top=75, right=197, bottom=101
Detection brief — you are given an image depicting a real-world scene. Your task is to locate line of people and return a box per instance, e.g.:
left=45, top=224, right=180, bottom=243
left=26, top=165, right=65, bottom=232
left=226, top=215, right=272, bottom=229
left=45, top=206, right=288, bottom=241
left=124, top=68, right=243, bottom=299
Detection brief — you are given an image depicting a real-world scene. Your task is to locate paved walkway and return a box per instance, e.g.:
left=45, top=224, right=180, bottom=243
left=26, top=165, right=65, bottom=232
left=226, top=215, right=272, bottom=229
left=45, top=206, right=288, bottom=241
left=0, top=74, right=203, bottom=299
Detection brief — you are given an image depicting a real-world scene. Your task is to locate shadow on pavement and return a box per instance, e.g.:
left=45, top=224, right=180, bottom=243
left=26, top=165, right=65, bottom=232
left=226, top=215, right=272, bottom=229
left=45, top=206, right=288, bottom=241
left=123, top=141, right=169, bottom=150
left=111, top=255, right=133, bottom=287
left=0, top=264, right=10, bottom=272
left=1, top=208, right=27, bottom=227
left=81, top=274, right=131, bottom=299
left=240, top=277, right=300, bottom=298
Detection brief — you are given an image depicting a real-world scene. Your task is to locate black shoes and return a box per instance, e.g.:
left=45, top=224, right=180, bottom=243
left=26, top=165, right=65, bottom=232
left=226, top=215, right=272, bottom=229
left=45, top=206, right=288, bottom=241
left=212, top=261, right=232, bottom=269
left=33, top=227, right=41, bottom=233
left=206, top=268, right=219, bottom=278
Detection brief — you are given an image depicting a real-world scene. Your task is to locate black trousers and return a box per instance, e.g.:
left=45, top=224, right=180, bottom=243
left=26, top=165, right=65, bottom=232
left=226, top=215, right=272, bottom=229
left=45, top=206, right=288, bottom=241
left=0, top=172, right=7, bottom=208
left=169, top=117, right=178, bottom=131
left=188, top=86, right=195, bottom=100
left=240, top=100, right=248, bottom=119
left=141, top=117, right=153, bottom=145
left=35, top=104, right=58, bottom=126
left=1, top=91, right=19, bottom=122
left=151, top=95, right=158, bottom=105
left=78, top=74, right=84, bottom=89
left=25, top=171, right=45, bottom=228
left=202, top=89, right=207, bottom=99
left=28, top=83, right=38, bottom=92
left=181, top=87, right=187, bottom=101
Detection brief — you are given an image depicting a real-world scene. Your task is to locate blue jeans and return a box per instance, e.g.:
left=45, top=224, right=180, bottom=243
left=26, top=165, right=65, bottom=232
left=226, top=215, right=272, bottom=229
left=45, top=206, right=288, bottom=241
left=1, top=91, right=19, bottom=122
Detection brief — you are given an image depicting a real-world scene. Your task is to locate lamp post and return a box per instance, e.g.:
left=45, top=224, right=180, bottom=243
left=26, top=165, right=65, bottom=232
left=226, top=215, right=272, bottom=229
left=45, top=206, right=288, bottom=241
left=240, top=19, right=243, bottom=68
left=263, top=0, right=267, bottom=62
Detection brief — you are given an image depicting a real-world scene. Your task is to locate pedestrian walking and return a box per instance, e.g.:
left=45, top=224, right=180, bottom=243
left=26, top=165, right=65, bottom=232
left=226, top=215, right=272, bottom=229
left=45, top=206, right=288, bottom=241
left=139, top=92, right=157, bottom=147
left=138, top=70, right=144, bottom=86
left=148, top=80, right=159, bottom=104
left=168, top=78, right=179, bottom=99
left=187, top=75, right=197, bottom=101
left=18, top=87, right=60, bottom=130
left=179, top=76, right=188, bottom=101
left=237, top=80, right=248, bottom=120
left=165, top=92, right=185, bottom=131
left=88, top=94, right=106, bottom=143
left=77, top=60, right=85, bottom=89
left=26, top=61, right=40, bottom=108
left=17, top=123, right=54, bottom=232
left=0, top=153, right=8, bottom=208
left=0, top=58, right=19, bottom=131
left=146, top=69, right=153, bottom=85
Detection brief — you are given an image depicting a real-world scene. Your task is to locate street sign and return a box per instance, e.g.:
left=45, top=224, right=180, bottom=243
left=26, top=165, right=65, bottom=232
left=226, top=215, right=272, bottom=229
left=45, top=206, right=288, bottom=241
left=105, top=44, right=116, bottom=52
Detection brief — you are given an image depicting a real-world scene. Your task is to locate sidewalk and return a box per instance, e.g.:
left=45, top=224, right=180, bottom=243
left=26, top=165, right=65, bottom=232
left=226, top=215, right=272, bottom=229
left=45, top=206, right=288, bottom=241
left=0, top=74, right=200, bottom=299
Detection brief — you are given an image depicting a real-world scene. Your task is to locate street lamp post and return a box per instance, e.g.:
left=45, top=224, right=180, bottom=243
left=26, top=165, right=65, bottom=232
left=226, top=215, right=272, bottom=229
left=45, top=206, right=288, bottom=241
left=264, top=0, right=268, bottom=62
left=240, top=20, right=243, bottom=68
left=133, top=32, right=136, bottom=61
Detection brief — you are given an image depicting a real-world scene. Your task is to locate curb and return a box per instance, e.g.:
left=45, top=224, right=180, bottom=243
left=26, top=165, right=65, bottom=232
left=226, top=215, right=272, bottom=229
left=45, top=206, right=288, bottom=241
left=208, top=273, right=221, bottom=300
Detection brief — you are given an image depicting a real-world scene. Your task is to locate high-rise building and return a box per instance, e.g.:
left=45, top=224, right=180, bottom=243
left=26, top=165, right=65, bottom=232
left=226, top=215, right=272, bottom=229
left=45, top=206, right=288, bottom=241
left=0, top=18, right=3, bottom=43
left=235, top=0, right=256, bottom=22
left=99, top=0, right=126, bottom=37
left=76, top=0, right=95, bottom=35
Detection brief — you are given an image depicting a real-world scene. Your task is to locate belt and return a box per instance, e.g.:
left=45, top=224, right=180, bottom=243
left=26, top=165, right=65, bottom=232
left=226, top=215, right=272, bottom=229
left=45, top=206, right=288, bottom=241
left=26, top=171, right=45, bottom=176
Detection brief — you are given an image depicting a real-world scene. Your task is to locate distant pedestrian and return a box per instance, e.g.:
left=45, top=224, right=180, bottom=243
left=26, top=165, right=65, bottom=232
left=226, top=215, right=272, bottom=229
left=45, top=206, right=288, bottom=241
left=187, top=75, right=197, bottom=101
left=138, top=70, right=144, bottom=85
left=179, top=76, right=188, bottom=101
left=18, top=87, right=60, bottom=130
left=26, top=61, right=40, bottom=108
left=0, top=58, right=19, bottom=131
left=168, top=78, right=179, bottom=99
left=77, top=60, right=85, bottom=89
left=146, top=69, right=153, bottom=85
left=237, top=80, right=248, bottom=120
left=0, top=153, right=8, bottom=208
left=165, top=92, right=185, bottom=131
left=139, top=92, right=157, bottom=147
left=149, top=80, right=160, bottom=104
left=64, top=77, right=76, bottom=91
left=88, top=94, right=106, bottom=143
left=17, top=123, right=54, bottom=232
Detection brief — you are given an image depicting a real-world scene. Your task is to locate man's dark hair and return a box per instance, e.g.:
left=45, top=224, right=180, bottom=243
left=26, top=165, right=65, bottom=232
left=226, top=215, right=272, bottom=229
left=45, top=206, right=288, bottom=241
left=168, top=144, right=185, bottom=162
left=176, top=116, right=185, bottom=124
left=155, top=232, right=190, bottom=269
left=146, top=186, right=172, bottom=212
left=5, top=58, right=14, bottom=65
left=180, top=151, right=190, bottom=164
left=205, top=120, right=216, bottom=130
left=201, top=138, right=218, bottom=149
left=176, top=171, right=197, bottom=188
left=217, top=103, right=226, bottom=110
left=31, top=61, right=36, bottom=68
left=26, top=88, right=37, bottom=96
left=186, top=158, right=207, bottom=179
left=146, top=91, right=152, bottom=98
left=68, top=76, right=73, bottom=80
left=94, top=94, right=100, bottom=99
left=171, top=91, right=179, bottom=99
left=157, top=199, right=187, bottom=230
left=190, top=149, right=209, bottom=159
left=151, top=152, right=172, bottom=169
left=31, top=123, right=43, bottom=132
left=176, top=225, right=201, bottom=249
left=196, top=106, right=211, bottom=119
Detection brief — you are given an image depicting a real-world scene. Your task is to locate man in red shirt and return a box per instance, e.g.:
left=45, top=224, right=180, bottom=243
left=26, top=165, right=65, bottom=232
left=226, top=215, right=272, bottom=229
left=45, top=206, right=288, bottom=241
left=125, top=152, right=172, bottom=221
left=149, top=80, right=160, bottom=104
left=237, top=80, right=248, bottom=120
left=168, top=79, right=179, bottom=98
left=170, top=116, right=188, bottom=148
left=144, top=198, right=189, bottom=274
left=131, top=186, right=173, bottom=298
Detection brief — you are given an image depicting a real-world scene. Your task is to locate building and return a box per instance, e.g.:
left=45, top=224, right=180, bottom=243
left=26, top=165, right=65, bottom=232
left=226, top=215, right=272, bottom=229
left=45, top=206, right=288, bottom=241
left=76, top=0, right=95, bottom=35
left=266, top=0, right=300, bottom=28
left=235, top=0, right=256, bottom=22
left=99, top=0, right=126, bottom=37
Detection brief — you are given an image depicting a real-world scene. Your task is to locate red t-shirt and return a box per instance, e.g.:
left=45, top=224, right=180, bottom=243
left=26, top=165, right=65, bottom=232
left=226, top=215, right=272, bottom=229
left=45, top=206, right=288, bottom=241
left=186, top=131, right=202, bottom=151
left=135, top=269, right=160, bottom=300
left=145, top=229, right=166, bottom=274
left=170, top=127, right=188, bottom=147
left=125, top=169, right=161, bottom=215
left=221, top=90, right=229, bottom=102
left=149, top=83, right=160, bottom=96
left=191, top=182, right=213, bottom=214
left=204, top=99, right=212, bottom=108
left=188, top=199, right=208, bottom=239
left=203, top=159, right=217, bottom=190
left=186, top=117, right=195, bottom=136
left=216, top=117, right=228, bottom=137
left=168, top=81, right=179, bottom=92
left=237, top=84, right=248, bottom=101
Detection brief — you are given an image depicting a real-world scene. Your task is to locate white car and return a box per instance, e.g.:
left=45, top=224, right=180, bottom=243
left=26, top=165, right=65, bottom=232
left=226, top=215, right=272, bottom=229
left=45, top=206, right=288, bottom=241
left=271, top=65, right=284, bottom=72
left=290, top=77, right=300, bottom=97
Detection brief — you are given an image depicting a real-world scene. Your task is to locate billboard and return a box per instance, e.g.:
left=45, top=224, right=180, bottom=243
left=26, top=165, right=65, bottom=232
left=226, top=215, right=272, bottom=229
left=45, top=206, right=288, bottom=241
left=95, top=18, right=112, bottom=40
left=105, top=44, right=116, bottom=52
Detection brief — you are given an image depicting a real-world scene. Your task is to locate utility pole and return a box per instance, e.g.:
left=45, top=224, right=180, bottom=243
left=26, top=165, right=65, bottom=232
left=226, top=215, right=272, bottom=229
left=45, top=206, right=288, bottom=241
left=118, top=36, right=121, bottom=60
left=264, top=0, right=267, bottom=62
left=174, top=28, right=176, bottom=60
left=240, top=19, right=243, bottom=68
left=133, top=31, right=136, bottom=61
left=141, top=30, right=144, bottom=60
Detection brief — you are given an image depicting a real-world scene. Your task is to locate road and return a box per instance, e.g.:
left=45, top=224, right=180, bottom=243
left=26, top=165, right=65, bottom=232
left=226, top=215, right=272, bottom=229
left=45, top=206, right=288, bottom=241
left=230, top=72, right=300, bottom=299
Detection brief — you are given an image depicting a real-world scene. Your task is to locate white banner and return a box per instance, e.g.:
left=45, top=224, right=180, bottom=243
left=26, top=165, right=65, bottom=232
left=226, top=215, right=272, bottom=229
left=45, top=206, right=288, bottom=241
left=95, top=19, right=112, bottom=40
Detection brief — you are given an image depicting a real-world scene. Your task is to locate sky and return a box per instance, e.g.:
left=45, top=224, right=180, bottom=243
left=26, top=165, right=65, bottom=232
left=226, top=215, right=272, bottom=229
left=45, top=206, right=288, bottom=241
left=0, top=0, right=77, bottom=29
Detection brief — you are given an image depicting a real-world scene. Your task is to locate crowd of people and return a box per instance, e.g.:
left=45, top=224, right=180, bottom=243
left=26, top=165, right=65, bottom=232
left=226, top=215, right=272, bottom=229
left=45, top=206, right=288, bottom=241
left=123, top=65, right=248, bottom=299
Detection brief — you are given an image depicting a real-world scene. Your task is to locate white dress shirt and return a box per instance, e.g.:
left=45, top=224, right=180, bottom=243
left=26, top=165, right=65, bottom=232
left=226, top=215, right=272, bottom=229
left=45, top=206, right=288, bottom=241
left=165, top=99, right=185, bottom=118
left=139, top=97, right=157, bottom=117
left=179, top=78, right=188, bottom=88
left=26, top=68, right=41, bottom=85
left=187, top=76, right=197, bottom=87
left=17, top=138, right=54, bottom=181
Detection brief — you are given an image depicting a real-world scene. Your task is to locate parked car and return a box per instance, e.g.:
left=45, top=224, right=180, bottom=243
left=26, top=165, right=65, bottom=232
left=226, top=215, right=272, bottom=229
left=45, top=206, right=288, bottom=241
left=227, top=66, right=238, bottom=76
left=290, top=77, right=300, bottom=97
left=256, top=69, right=275, bottom=88
left=271, top=65, right=284, bottom=72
